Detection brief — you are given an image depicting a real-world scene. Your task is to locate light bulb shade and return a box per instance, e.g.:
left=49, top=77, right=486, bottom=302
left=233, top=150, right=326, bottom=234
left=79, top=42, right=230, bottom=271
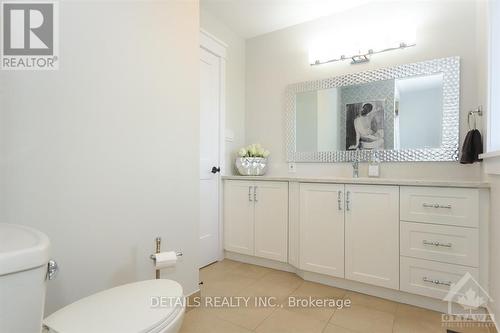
left=308, top=25, right=416, bottom=65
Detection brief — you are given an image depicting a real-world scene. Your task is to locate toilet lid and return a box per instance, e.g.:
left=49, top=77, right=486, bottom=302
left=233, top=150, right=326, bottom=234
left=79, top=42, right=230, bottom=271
left=43, top=279, right=184, bottom=333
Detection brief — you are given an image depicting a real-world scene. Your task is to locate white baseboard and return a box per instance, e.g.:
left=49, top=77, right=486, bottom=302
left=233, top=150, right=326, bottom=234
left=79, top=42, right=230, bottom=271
left=299, top=270, right=450, bottom=313
left=225, top=251, right=297, bottom=273
left=225, top=251, right=491, bottom=316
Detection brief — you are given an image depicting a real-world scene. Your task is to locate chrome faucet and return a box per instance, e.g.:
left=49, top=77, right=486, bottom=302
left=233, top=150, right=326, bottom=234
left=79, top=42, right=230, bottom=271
left=352, top=155, right=359, bottom=178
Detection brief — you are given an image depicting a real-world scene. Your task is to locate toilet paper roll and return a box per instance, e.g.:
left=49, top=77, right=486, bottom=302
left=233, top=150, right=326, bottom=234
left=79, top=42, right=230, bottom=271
left=154, top=251, right=178, bottom=269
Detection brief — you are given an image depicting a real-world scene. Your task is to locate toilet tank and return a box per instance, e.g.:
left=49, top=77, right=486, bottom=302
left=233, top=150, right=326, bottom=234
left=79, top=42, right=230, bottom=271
left=0, top=224, right=51, bottom=333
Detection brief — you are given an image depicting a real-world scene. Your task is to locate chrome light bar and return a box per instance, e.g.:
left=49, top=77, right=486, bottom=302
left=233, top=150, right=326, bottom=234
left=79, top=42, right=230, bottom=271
left=311, top=42, right=416, bottom=66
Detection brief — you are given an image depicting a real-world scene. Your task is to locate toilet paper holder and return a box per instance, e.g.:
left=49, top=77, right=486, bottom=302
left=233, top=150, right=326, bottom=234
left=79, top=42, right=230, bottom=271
left=150, top=237, right=183, bottom=279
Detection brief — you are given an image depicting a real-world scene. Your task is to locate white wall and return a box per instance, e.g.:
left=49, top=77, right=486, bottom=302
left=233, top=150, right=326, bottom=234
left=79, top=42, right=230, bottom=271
left=487, top=175, right=500, bottom=327
left=489, top=0, right=500, bottom=151
left=200, top=9, right=246, bottom=175
left=0, top=0, right=200, bottom=315
left=246, top=0, right=484, bottom=179
left=482, top=0, right=500, bottom=327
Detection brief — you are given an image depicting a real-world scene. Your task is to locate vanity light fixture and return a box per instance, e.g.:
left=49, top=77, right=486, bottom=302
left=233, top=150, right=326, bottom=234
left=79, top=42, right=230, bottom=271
left=311, top=41, right=416, bottom=66
left=309, top=27, right=416, bottom=66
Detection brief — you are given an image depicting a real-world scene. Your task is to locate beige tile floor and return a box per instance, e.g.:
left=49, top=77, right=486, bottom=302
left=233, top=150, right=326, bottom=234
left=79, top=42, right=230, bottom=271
left=179, top=260, right=497, bottom=333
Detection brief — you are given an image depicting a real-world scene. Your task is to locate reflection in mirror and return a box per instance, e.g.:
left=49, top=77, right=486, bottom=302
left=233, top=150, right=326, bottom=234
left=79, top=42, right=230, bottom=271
left=296, top=88, right=341, bottom=152
left=394, top=74, right=443, bottom=149
left=295, top=73, right=444, bottom=153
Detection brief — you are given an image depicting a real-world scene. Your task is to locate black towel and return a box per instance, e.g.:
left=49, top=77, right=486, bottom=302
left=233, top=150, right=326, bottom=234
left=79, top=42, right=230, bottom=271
left=460, top=129, right=483, bottom=164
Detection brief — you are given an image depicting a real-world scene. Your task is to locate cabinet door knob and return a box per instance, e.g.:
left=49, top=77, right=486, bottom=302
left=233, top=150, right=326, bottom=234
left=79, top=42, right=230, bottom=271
left=211, top=166, right=221, bottom=174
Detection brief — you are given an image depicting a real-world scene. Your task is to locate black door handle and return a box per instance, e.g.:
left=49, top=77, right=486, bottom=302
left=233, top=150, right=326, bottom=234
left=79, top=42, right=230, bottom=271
left=211, top=166, right=221, bottom=174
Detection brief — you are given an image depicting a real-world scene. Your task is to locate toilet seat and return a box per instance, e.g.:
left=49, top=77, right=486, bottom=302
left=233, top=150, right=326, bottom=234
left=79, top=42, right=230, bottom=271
left=43, top=279, right=185, bottom=333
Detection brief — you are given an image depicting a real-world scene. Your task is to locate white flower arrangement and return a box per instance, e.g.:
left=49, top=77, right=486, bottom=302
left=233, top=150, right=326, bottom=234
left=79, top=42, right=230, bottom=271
left=238, top=144, right=270, bottom=158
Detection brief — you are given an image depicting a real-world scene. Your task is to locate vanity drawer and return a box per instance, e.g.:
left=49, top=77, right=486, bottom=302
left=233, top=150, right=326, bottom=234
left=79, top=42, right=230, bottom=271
left=400, top=187, right=479, bottom=227
left=400, top=257, right=479, bottom=300
left=400, top=222, right=479, bottom=267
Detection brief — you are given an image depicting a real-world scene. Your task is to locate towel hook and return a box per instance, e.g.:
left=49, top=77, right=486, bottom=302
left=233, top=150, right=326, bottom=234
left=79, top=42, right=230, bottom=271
left=468, top=106, right=483, bottom=130
left=468, top=112, right=476, bottom=130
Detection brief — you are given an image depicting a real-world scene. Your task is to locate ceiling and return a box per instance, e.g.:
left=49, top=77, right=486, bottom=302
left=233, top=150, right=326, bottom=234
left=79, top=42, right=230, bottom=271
left=200, top=0, right=372, bottom=39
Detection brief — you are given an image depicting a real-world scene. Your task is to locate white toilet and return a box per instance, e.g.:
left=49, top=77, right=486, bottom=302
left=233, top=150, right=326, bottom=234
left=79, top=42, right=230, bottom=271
left=0, top=224, right=185, bottom=333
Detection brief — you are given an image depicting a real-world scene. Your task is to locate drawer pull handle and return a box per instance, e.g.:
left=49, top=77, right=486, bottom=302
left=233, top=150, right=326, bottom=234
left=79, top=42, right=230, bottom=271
left=254, top=186, right=258, bottom=202
left=346, top=191, right=351, bottom=211
left=248, top=186, right=253, bottom=202
left=422, top=277, right=452, bottom=287
left=337, top=191, right=342, bottom=211
left=422, top=240, right=453, bottom=248
left=422, top=203, right=452, bottom=209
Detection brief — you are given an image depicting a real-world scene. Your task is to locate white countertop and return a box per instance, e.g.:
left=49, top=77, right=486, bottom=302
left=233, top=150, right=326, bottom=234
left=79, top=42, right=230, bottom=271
left=222, top=175, right=489, bottom=188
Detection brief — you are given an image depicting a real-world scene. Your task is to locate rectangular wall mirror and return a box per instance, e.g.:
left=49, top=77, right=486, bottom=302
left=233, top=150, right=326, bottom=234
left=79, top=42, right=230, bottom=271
left=286, top=57, right=459, bottom=162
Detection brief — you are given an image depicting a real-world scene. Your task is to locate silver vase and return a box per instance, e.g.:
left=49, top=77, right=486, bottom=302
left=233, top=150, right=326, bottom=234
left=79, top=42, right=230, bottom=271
left=235, top=157, right=268, bottom=176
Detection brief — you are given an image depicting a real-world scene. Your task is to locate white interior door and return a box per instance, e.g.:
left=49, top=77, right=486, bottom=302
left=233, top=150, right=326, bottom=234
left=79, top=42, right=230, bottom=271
left=200, top=48, right=221, bottom=268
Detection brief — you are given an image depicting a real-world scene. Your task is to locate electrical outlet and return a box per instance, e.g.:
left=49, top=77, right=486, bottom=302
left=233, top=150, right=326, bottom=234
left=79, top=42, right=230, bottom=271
left=368, top=164, right=380, bottom=177
left=288, top=163, right=297, bottom=173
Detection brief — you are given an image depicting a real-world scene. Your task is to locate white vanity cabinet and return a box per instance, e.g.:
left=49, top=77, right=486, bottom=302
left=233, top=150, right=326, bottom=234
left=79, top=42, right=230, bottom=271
left=223, top=180, right=255, bottom=256
left=345, top=185, right=400, bottom=289
left=399, top=186, right=482, bottom=300
left=223, top=180, right=288, bottom=262
left=298, top=184, right=399, bottom=289
left=299, top=183, right=345, bottom=278
left=254, top=181, right=289, bottom=262
left=223, top=177, right=488, bottom=310
left=400, top=186, right=479, bottom=228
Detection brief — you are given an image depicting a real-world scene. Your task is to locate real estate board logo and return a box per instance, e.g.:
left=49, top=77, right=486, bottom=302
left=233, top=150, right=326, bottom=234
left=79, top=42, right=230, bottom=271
left=441, top=273, right=495, bottom=330
left=1, top=1, right=58, bottom=70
